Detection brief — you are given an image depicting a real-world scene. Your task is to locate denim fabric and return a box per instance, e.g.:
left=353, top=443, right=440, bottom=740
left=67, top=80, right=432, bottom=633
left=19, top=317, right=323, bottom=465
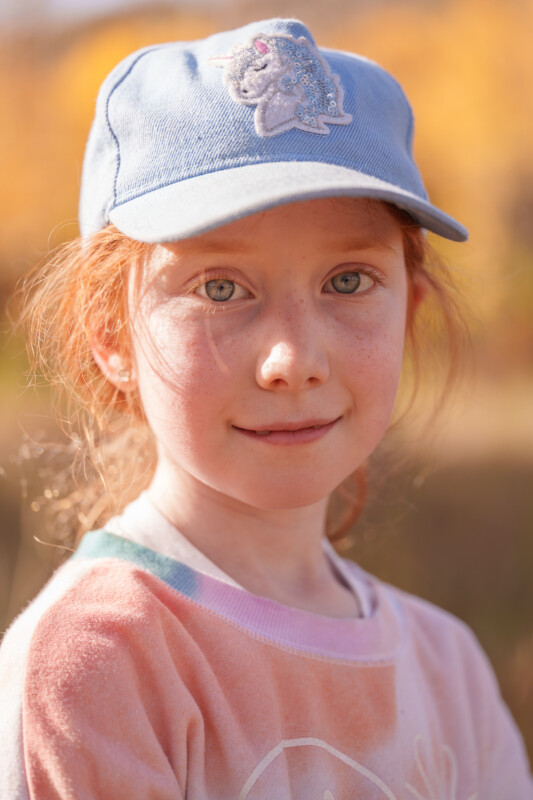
left=79, top=18, right=467, bottom=243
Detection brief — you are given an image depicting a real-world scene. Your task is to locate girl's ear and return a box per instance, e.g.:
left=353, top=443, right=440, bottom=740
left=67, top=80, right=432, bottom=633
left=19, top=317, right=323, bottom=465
left=410, top=272, right=429, bottom=312
left=90, top=335, right=137, bottom=392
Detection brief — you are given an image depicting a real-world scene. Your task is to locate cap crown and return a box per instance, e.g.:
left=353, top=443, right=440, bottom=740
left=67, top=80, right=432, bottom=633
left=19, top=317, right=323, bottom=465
left=79, top=18, right=467, bottom=242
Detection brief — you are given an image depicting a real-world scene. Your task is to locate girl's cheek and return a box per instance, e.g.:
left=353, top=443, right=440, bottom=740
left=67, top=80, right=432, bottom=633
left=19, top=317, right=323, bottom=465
left=133, top=310, right=240, bottom=401
left=333, top=301, right=407, bottom=365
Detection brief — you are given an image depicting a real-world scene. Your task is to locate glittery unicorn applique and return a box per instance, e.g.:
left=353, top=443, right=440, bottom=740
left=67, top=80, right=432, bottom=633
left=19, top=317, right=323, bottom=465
left=210, top=33, right=353, bottom=137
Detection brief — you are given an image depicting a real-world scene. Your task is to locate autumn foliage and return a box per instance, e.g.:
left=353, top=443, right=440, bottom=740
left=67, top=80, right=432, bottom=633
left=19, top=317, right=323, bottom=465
left=1, top=0, right=532, bottom=762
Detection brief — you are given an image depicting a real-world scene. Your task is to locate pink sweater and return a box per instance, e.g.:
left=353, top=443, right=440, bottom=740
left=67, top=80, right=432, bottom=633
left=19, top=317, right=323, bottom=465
left=0, top=499, right=531, bottom=799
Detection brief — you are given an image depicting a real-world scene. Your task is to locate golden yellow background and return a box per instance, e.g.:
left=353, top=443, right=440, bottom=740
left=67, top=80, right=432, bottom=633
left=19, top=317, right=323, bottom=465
left=1, top=0, right=532, bottom=760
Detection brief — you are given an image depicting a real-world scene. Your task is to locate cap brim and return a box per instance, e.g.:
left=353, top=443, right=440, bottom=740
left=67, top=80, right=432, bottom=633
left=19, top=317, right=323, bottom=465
left=109, top=161, right=468, bottom=243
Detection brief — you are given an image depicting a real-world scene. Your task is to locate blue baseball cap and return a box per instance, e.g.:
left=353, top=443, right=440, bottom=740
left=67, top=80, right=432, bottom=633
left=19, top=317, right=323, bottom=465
left=79, top=18, right=468, bottom=243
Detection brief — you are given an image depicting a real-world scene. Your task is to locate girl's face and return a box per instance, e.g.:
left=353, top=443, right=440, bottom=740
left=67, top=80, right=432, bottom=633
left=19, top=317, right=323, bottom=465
left=129, top=197, right=412, bottom=511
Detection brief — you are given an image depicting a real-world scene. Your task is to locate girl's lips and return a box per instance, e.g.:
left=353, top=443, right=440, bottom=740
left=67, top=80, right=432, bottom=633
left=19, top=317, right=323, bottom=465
left=233, top=418, right=340, bottom=445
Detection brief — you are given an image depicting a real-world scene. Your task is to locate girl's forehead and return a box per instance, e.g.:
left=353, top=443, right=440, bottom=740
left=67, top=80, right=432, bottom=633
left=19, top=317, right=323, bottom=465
left=158, top=197, right=403, bottom=259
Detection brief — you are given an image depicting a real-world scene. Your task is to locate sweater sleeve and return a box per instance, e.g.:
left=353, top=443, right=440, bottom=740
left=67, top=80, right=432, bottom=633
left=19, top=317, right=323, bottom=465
left=477, top=649, right=533, bottom=798
left=20, top=567, right=192, bottom=800
left=396, top=583, right=532, bottom=798
left=459, top=623, right=533, bottom=798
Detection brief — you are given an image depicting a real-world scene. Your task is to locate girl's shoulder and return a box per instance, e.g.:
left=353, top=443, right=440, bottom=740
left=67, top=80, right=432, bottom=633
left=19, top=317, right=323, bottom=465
left=1, top=543, right=189, bottom=664
left=342, top=554, right=498, bottom=677
left=338, top=553, right=480, bottom=641
left=0, top=554, right=167, bottom=697
left=0, top=548, right=200, bottom=800
left=340, top=557, right=532, bottom=792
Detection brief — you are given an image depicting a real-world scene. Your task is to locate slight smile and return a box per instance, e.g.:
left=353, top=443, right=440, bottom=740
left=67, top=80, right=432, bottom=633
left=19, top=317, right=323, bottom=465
left=233, top=418, right=341, bottom=446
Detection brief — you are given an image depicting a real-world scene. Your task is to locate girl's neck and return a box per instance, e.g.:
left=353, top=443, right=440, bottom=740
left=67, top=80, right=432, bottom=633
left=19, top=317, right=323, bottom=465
left=147, top=461, right=360, bottom=618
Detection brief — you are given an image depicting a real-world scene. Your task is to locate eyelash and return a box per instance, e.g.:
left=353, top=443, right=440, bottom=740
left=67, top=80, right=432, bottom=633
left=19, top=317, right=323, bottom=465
left=189, top=267, right=382, bottom=305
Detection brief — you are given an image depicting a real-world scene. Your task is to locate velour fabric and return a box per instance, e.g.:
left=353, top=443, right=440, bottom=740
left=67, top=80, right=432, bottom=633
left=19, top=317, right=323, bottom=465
left=1, top=526, right=531, bottom=798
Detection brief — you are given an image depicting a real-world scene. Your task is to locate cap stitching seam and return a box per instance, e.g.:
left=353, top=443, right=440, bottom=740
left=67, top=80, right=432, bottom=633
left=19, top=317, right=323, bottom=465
left=105, top=47, right=163, bottom=209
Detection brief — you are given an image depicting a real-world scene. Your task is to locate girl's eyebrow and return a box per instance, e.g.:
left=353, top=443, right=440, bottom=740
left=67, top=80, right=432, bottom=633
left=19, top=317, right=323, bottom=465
left=334, top=236, right=397, bottom=254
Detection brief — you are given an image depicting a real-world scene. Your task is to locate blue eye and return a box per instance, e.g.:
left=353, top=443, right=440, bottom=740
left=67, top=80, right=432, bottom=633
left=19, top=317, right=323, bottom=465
left=194, top=278, right=249, bottom=303
left=330, top=272, right=361, bottom=294
left=204, top=279, right=235, bottom=301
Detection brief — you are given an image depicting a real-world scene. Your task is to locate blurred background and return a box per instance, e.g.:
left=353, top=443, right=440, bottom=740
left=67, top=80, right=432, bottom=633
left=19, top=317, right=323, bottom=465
left=1, top=0, right=532, bottom=762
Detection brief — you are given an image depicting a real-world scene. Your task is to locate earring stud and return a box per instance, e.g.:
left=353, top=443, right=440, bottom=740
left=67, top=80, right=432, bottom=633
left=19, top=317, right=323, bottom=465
left=118, top=369, right=131, bottom=382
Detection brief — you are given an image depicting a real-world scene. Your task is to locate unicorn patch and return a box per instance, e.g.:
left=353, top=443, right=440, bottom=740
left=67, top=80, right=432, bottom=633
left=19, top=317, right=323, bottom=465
left=210, top=33, right=352, bottom=137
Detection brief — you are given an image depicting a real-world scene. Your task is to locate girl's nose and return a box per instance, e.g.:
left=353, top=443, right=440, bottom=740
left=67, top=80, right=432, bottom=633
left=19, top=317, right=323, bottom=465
left=255, top=312, right=330, bottom=392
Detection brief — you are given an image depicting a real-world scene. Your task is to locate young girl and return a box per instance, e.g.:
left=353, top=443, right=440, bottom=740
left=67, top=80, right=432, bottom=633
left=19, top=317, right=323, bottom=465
left=1, top=17, right=531, bottom=800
